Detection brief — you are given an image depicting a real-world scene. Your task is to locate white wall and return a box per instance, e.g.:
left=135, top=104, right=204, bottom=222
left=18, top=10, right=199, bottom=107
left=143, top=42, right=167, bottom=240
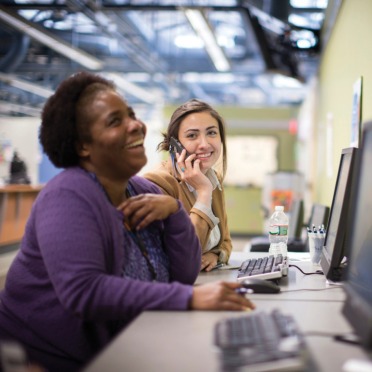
left=0, top=117, right=41, bottom=185
left=0, top=112, right=163, bottom=185
left=136, top=104, right=164, bottom=175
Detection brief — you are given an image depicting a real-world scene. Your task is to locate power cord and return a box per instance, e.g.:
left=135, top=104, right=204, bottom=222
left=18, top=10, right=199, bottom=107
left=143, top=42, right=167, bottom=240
left=333, top=333, right=361, bottom=346
left=304, top=331, right=361, bottom=346
left=289, top=264, right=324, bottom=275
left=281, top=286, right=341, bottom=293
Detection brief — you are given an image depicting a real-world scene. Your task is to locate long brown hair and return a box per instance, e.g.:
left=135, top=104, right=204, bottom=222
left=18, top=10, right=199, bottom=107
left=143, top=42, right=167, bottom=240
left=157, top=99, right=227, bottom=179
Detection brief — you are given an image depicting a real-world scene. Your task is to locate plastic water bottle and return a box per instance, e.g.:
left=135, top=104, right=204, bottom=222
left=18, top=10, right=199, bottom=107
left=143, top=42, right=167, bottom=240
left=268, top=206, right=289, bottom=256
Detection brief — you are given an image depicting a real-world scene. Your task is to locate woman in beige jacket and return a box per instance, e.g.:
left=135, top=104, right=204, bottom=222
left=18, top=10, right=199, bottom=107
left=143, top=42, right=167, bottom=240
left=144, top=99, right=232, bottom=271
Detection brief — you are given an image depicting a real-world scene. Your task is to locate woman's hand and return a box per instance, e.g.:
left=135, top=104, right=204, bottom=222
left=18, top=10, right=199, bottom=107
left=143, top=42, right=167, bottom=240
left=190, top=281, right=256, bottom=311
left=176, top=150, right=213, bottom=205
left=117, top=194, right=178, bottom=230
left=201, top=252, right=219, bottom=272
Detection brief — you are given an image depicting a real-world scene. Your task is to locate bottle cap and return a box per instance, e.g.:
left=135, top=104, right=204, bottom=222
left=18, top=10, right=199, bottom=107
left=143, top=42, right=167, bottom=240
left=275, top=206, right=284, bottom=211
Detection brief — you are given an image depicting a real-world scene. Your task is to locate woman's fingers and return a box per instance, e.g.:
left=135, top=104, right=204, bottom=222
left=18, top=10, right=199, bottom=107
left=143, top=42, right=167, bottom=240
left=191, top=281, right=256, bottom=311
left=118, top=194, right=178, bottom=229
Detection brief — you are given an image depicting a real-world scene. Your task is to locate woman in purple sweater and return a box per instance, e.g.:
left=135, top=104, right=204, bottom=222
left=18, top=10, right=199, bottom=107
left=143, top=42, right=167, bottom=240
left=0, top=72, right=254, bottom=371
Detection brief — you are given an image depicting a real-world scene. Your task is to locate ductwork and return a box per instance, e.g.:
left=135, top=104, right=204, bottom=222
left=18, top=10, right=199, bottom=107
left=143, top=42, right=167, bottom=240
left=0, top=23, right=30, bottom=73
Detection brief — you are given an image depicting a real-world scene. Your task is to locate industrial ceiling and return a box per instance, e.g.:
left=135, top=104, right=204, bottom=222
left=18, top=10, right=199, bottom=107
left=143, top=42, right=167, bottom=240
left=0, top=0, right=329, bottom=118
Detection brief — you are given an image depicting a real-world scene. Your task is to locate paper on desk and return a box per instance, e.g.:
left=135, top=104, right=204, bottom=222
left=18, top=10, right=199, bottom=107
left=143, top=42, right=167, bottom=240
left=287, top=252, right=311, bottom=261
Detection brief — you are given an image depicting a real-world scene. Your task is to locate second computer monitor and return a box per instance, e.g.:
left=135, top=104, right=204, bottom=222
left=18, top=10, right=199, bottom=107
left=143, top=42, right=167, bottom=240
left=342, top=122, right=372, bottom=350
left=320, top=147, right=358, bottom=281
left=309, top=204, right=330, bottom=230
left=288, top=199, right=304, bottom=241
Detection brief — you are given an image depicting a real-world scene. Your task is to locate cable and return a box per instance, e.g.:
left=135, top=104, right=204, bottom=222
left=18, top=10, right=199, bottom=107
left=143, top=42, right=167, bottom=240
left=281, top=286, right=340, bottom=293
left=333, top=333, right=361, bottom=346
left=304, top=330, right=341, bottom=338
left=304, top=331, right=361, bottom=346
left=289, top=264, right=324, bottom=275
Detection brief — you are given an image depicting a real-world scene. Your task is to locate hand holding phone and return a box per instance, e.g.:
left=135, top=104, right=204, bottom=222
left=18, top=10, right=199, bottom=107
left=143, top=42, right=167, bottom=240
left=169, top=137, right=196, bottom=169
left=169, top=138, right=213, bottom=201
left=169, top=137, right=191, bottom=158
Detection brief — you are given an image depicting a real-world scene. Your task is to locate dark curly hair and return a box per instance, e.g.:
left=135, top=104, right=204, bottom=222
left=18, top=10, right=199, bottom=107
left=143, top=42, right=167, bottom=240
left=158, top=98, right=227, bottom=178
left=39, top=71, right=115, bottom=168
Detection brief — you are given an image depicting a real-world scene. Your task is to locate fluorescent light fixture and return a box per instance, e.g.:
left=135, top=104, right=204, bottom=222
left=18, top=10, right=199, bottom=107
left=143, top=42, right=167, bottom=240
left=183, top=72, right=236, bottom=84
left=290, top=0, right=328, bottom=9
left=0, top=6, right=104, bottom=70
left=272, top=74, right=303, bottom=88
left=288, top=13, right=324, bottom=29
left=174, top=34, right=204, bottom=49
left=183, top=8, right=230, bottom=72
left=0, top=73, right=53, bottom=98
left=105, top=73, right=162, bottom=105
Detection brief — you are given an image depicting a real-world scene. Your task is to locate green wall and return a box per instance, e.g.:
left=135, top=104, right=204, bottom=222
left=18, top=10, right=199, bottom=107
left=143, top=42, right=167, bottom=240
left=224, top=128, right=297, bottom=235
left=226, top=128, right=297, bottom=171
left=314, top=0, right=372, bottom=205
left=224, top=187, right=263, bottom=235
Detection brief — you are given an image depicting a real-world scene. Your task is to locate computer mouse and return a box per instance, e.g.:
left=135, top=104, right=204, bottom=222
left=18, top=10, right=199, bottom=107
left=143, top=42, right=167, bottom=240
left=241, top=278, right=281, bottom=294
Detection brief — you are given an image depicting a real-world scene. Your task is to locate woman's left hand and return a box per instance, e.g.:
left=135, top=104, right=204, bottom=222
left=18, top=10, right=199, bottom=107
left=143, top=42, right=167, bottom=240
left=201, top=252, right=219, bottom=272
left=117, top=194, right=178, bottom=230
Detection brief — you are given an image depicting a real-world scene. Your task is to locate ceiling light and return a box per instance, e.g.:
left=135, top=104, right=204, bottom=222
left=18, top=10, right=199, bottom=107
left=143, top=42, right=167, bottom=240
left=105, top=73, right=162, bottom=105
left=290, top=0, right=328, bottom=9
left=272, top=74, right=303, bottom=88
left=183, top=8, right=230, bottom=72
left=183, top=72, right=236, bottom=84
left=288, top=13, right=323, bottom=29
left=296, top=39, right=312, bottom=49
left=0, top=6, right=104, bottom=70
left=174, top=35, right=204, bottom=49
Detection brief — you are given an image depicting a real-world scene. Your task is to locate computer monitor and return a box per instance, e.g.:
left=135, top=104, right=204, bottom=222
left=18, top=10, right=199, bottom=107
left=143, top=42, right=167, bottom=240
left=300, top=203, right=330, bottom=252
left=288, top=199, right=304, bottom=240
left=342, top=121, right=372, bottom=350
left=320, top=147, right=358, bottom=281
left=308, top=204, right=330, bottom=230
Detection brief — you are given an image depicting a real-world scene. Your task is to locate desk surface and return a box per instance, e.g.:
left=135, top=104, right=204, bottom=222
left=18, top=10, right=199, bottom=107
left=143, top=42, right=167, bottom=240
left=84, top=251, right=371, bottom=372
left=197, top=251, right=345, bottom=302
left=0, top=184, right=43, bottom=193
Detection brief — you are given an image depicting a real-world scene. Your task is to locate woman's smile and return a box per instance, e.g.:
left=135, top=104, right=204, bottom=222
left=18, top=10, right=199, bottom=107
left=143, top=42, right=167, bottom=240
left=124, top=138, right=144, bottom=149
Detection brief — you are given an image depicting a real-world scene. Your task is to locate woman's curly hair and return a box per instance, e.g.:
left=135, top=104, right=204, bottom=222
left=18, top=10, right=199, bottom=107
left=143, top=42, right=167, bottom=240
left=39, top=71, right=115, bottom=168
left=158, top=98, right=227, bottom=178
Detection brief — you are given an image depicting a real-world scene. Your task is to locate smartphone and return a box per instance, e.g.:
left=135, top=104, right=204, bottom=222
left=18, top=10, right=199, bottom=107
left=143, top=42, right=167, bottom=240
left=169, top=137, right=191, bottom=158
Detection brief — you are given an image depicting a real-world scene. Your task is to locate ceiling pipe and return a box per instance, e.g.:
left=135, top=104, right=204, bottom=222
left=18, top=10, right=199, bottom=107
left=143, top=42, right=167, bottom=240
left=0, top=24, right=30, bottom=73
left=0, top=5, right=104, bottom=70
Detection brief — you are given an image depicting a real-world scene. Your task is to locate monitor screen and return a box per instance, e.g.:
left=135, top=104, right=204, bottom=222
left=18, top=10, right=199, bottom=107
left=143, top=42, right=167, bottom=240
left=309, top=204, right=329, bottom=230
left=288, top=199, right=304, bottom=240
left=320, top=147, right=358, bottom=281
left=342, top=121, right=372, bottom=350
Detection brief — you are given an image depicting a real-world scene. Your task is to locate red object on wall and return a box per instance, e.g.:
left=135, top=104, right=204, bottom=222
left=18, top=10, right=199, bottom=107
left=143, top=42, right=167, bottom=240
left=288, top=119, right=298, bottom=135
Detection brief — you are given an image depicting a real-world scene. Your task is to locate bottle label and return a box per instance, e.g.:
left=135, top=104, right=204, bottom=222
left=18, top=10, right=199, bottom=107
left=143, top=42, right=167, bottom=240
left=269, top=225, right=288, bottom=236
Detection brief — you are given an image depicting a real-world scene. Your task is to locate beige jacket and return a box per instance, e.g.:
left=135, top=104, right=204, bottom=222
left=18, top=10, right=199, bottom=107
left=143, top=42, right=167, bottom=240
left=144, top=160, right=232, bottom=263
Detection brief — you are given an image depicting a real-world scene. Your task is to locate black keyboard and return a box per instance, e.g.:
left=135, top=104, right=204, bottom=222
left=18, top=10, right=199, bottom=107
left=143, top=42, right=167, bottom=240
left=214, top=309, right=311, bottom=371
left=237, top=254, right=288, bottom=281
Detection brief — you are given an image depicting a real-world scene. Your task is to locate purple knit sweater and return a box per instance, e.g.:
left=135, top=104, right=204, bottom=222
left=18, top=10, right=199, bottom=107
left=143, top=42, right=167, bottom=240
left=0, top=167, right=201, bottom=371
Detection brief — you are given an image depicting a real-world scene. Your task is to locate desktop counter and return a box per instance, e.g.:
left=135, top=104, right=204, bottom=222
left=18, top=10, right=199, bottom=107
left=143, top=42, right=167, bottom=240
left=83, top=251, right=372, bottom=372
left=0, top=184, right=43, bottom=248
